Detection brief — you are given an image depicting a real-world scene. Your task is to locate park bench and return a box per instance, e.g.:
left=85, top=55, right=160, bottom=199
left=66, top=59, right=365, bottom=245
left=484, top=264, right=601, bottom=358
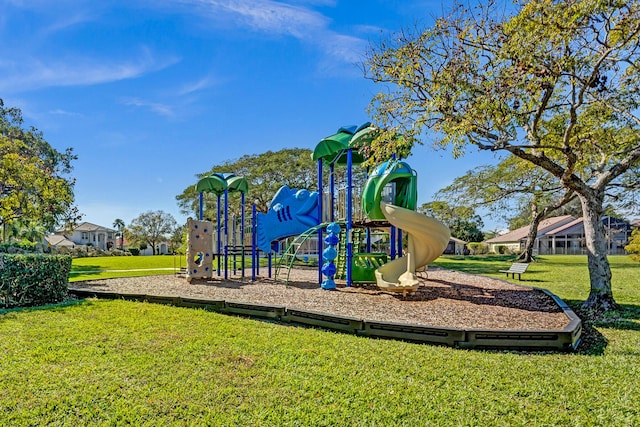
left=499, top=262, right=529, bottom=280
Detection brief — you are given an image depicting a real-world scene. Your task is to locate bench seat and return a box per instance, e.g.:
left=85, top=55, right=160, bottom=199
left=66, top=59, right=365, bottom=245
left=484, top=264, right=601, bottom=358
left=498, top=262, right=529, bottom=280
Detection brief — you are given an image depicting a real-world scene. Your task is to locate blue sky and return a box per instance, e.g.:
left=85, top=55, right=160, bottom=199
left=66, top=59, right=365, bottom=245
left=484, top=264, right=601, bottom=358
left=1, top=0, right=504, bottom=231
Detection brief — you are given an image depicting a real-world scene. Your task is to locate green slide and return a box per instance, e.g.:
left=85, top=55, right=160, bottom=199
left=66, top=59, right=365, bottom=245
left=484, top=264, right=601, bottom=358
left=361, top=160, right=418, bottom=220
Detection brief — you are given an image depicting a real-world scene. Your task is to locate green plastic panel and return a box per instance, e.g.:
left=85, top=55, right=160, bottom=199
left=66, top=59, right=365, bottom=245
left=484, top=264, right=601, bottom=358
left=361, top=160, right=418, bottom=220
left=351, top=252, right=388, bottom=283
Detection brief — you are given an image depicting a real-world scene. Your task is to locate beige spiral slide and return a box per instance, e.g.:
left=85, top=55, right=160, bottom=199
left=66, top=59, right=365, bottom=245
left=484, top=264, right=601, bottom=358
left=375, top=202, right=451, bottom=295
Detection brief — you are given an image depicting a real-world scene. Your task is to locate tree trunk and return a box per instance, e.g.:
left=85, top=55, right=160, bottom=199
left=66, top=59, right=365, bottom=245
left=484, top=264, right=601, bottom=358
left=579, top=192, right=618, bottom=312
left=517, top=203, right=541, bottom=263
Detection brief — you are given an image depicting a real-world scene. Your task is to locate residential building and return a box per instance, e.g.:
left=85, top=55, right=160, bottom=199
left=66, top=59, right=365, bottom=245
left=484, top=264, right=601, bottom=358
left=443, top=237, right=468, bottom=255
left=47, top=222, right=116, bottom=250
left=485, top=215, right=634, bottom=255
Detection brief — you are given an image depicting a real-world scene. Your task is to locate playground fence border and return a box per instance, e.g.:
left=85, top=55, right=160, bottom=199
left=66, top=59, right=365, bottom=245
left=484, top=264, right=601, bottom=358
left=69, top=287, right=581, bottom=351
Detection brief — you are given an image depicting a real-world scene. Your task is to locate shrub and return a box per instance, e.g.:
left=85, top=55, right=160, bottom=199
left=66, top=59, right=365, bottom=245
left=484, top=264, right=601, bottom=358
left=109, top=249, right=131, bottom=256
left=0, top=254, right=71, bottom=308
left=625, top=229, right=640, bottom=261
left=495, top=245, right=511, bottom=255
left=0, top=241, right=37, bottom=254
left=129, top=248, right=140, bottom=256
left=467, top=242, right=489, bottom=255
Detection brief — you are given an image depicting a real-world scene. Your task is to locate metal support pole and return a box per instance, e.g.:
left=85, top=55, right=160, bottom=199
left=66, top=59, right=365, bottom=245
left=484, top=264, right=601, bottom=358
left=217, top=195, right=221, bottom=276
left=346, top=149, right=353, bottom=287
left=330, top=163, right=335, bottom=222
left=252, top=203, right=256, bottom=281
left=390, top=225, right=396, bottom=260
left=241, top=193, right=245, bottom=277
left=224, top=189, right=229, bottom=280
left=317, top=159, right=324, bottom=284
left=199, top=192, right=204, bottom=221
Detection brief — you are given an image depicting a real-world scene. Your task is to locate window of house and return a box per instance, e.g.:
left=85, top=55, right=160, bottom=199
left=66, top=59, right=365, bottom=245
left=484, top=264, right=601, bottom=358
left=81, top=232, right=88, bottom=240
left=93, top=235, right=96, bottom=242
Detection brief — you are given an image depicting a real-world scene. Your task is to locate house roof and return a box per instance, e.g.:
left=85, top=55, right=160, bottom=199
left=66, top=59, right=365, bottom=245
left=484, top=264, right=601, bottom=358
left=485, top=215, right=577, bottom=244
left=45, top=234, right=75, bottom=247
left=544, top=217, right=584, bottom=236
left=450, top=236, right=467, bottom=244
left=72, top=222, right=116, bottom=233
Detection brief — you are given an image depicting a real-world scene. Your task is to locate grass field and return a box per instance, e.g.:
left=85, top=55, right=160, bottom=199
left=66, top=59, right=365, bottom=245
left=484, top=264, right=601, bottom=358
left=69, top=254, right=263, bottom=281
left=1, top=255, right=637, bottom=425
left=433, top=255, right=640, bottom=304
left=69, top=255, right=183, bottom=281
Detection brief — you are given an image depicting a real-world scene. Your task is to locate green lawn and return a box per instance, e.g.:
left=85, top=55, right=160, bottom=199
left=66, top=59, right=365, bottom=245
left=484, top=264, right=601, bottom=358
left=433, top=254, right=640, bottom=303
left=70, top=254, right=260, bottom=281
left=70, top=255, right=182, bottom=281
left=0, top=255, right=637, bottom=425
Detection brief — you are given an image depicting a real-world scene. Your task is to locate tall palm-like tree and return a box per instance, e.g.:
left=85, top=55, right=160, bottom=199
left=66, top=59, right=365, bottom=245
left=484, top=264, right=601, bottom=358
left=19, top=221, right=46, bottom=243
left=113, top=218, right=125, bottom=250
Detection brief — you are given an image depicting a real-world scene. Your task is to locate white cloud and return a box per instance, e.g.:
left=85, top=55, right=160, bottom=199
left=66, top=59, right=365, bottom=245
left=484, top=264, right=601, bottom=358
left=48, top=108, right=83, bottom=117
left=317, top=33, right=367, bottom=64
left=172, top=0, right=365, bottom=66
left=40, top=11, right=96, bottom=35
left=0, top=51, right=179, bottom=93
left=122, top=97, right=175, bottom=118
left=177, top=76, right=214, bottom=95
left=178, top=0, right=328, bottom=37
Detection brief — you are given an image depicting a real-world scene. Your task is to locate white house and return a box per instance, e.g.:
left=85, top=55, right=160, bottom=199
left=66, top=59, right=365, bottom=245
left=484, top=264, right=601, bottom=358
left=47, top=222, right=116, bottom=251
left=443, top=237, right=468, bottom=255
left=485, top=215, right=634, bottom=255
left=139, top=242, right=171, bottom=255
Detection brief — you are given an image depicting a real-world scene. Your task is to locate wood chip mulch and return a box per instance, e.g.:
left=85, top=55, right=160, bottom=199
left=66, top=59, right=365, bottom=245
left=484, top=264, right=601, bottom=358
left=71, top=267, right=570, bottom=331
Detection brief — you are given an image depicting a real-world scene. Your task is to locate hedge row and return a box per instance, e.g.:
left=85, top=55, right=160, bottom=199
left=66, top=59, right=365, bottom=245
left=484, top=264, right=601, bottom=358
left=0, top=254, right=71, bottom=308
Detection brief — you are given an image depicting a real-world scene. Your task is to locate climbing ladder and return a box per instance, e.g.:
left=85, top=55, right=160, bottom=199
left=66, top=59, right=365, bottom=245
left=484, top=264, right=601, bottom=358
left=334, top=228, right=363, bottom=280
left=334, top=228, right=348, bottom=280
left=274, top=223, right=329, bottom=284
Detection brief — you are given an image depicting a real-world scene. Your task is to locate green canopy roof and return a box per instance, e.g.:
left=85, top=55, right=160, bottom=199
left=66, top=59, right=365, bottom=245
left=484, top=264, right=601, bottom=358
left=226, top=175, right=249, bottom=194
left=312, top=129, right=353, bottom=162
left=350, top=122, right=380, bottom=148
left=312, top=124, right=368, bottom=165
left=196, top=173, right=249, bottom=196
left=195, top=174, right=227, bottom=195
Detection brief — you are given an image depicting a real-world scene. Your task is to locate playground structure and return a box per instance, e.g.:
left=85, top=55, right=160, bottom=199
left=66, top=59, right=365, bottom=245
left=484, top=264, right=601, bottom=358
left=186, top=122, right=451, bottom=294
left=162, top=124, right=582, bottom=351
left=187, top=172, right=249, bottom=283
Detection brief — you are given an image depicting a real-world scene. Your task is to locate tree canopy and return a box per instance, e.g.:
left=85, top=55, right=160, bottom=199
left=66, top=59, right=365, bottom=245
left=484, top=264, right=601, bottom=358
left=176, top=148, right=318, bottom=219
left=0, top=99, right=79, bottom=240
left=418, top=201, right=484, bottom=243
left=126, top=210, right=177, bottom=255
left=435, top=156, right=576, bottom=261
left=365, top=0, right=640, bottom=311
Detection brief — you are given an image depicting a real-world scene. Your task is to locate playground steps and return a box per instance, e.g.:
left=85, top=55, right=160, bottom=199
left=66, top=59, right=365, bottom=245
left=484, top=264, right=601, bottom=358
left=275, top=223, right=328, bottom=284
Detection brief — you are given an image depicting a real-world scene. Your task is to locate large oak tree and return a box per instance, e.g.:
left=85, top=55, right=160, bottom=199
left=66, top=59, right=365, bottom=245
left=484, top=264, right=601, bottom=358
left=365, top=0, right=640, bottom=311
left=127, top=210, right=177, bottom=255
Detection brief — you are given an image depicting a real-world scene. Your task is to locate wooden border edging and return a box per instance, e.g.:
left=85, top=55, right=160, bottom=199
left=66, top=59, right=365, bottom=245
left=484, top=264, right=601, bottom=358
left=69, top=288, right=581, bottom=351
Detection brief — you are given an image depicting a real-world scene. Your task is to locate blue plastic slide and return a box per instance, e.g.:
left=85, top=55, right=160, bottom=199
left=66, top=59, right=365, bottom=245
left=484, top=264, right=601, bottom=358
left=256, top=185, right=320, bottom=253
